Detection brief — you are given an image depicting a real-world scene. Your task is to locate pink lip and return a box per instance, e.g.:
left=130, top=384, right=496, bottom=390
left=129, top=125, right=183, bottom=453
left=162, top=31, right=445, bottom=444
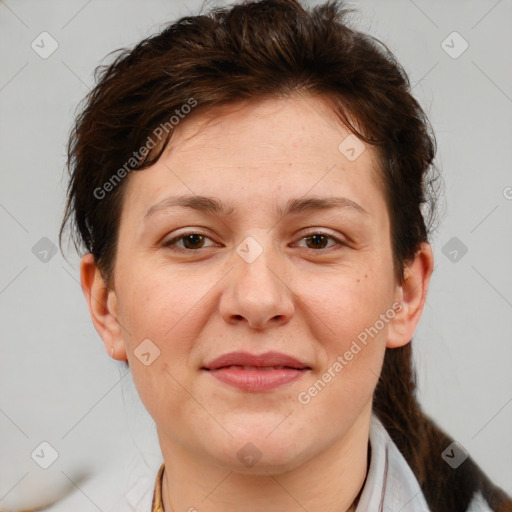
left=203, top=351, right=309, bottom=370
left=206, top=367, right=308, bottom=391
left=202, top=351, right=311, bottom=392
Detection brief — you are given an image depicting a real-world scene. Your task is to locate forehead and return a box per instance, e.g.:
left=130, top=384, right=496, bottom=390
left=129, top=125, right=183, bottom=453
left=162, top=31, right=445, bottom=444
left=122, top=94, right=386, bottom=221
left=165, top=95, right=376, bottom=168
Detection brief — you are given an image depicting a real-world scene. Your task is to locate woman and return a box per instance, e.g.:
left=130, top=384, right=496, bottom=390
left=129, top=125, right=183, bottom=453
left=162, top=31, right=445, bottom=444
left=58, top=0, right=512, bottom=510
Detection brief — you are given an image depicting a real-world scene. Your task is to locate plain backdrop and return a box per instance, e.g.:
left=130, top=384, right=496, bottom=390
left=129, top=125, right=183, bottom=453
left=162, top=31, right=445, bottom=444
left=1, top=0, right=511, bottom=510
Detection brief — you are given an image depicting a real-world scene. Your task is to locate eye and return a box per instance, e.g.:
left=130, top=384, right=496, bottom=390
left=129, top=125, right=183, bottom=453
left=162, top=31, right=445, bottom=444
left=162, top=230, right=346, bottom=253
left=162, top=232, right=217, bottom=252
left=294, top=230, right=346, bottom=251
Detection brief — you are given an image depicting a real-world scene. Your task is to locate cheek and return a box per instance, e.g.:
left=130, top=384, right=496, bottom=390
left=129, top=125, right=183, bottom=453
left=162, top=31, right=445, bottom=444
left=303, top=266, right=394, bottom=343
left=298, top=267, right=393, bottom=396
left=294, top=273, right=391, bottom=415
left=116, top=266, right=213, bottom=414
left=119, top=264, right=203, bottom=346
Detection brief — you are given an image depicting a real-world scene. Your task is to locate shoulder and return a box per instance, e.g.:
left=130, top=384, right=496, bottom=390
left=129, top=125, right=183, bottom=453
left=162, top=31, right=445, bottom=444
left=367, top=416, right=494, bottom=512
left=466, top=492, right=494, bottom=512
left=130, top=464, right=162, bottom=512
left=111, top=460, right=162, bottom=512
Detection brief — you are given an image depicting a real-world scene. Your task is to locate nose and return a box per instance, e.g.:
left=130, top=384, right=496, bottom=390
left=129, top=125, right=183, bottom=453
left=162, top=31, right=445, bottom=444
left=219, top=237, right=295, bottom=330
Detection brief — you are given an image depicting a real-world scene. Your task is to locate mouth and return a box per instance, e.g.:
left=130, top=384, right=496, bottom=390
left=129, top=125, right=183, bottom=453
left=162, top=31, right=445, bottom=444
left=204, top=365, right=308, bottom=371
left=201, top=352, right=311, bottom=392
left=202, top=351, right=310, bottom=371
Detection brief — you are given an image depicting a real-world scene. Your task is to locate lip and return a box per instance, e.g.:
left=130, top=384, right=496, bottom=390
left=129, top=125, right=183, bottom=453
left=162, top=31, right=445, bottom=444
left=202, top=351, right=311, bottom=392
left=203, top=351, right=310, bottom=370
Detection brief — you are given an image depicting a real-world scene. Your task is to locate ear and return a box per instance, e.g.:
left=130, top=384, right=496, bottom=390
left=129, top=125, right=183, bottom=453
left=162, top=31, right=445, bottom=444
left=80, top=253, right=127, bottom=361
left=387, top=243, right=434, bottom=349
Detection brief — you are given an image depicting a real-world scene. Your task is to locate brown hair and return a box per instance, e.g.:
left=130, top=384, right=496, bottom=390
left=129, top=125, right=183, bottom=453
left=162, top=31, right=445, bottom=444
left=59, top=1, right=512, bottom=510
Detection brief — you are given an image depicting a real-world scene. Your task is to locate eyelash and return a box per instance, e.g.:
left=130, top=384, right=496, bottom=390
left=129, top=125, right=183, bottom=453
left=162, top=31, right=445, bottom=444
left=162, top=230, right=346, bottom=253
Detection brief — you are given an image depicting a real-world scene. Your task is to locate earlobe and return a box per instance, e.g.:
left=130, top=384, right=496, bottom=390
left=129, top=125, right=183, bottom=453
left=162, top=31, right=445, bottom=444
left=80, top=253, right=127, bottom=361
left=386, top=243, right=434, bottom=349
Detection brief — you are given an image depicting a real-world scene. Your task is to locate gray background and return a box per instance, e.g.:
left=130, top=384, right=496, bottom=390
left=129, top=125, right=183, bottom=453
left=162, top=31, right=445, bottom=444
left=1, top=0, right=511, bottom=509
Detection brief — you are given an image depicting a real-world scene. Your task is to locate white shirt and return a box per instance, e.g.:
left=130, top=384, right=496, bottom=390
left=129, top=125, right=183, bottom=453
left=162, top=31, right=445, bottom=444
left=120, top=414, right=492, bottom=512
left=356, top=415, right=491, bottom=512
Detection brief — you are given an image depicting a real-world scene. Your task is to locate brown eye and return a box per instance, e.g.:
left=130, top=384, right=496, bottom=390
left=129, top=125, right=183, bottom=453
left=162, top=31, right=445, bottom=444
left=304, top=234, right=330, bottom=250
left=295, top=231, right=345, bottom=251
left=163, top=232, right=216, bottom=252
left=180, top=234, right=206, bottom=250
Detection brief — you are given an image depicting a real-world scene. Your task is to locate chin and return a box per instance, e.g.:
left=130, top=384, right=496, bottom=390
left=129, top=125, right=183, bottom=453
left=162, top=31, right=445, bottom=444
left=211, top=433, right=312, bottom=476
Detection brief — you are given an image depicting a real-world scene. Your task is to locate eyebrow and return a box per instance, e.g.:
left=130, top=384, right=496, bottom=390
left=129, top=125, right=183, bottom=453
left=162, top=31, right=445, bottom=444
left=143, top=194, right=368, bottom=223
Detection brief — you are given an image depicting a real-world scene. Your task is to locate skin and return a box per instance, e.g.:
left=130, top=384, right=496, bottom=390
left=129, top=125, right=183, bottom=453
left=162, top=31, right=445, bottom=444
left=81, top=93, right=434, bottom=512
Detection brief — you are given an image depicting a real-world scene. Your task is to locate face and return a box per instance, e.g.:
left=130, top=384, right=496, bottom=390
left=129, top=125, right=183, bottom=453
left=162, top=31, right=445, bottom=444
left=93, top=94, right=411, bottom=473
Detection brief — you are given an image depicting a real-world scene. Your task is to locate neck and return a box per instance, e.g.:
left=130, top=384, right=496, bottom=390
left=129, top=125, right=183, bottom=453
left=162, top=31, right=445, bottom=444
left=158, top=406, right=371, bottom=512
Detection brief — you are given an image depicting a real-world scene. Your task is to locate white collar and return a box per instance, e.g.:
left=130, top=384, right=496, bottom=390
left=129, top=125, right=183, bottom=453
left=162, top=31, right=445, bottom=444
left=356, top=414, right=430, bottom=511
